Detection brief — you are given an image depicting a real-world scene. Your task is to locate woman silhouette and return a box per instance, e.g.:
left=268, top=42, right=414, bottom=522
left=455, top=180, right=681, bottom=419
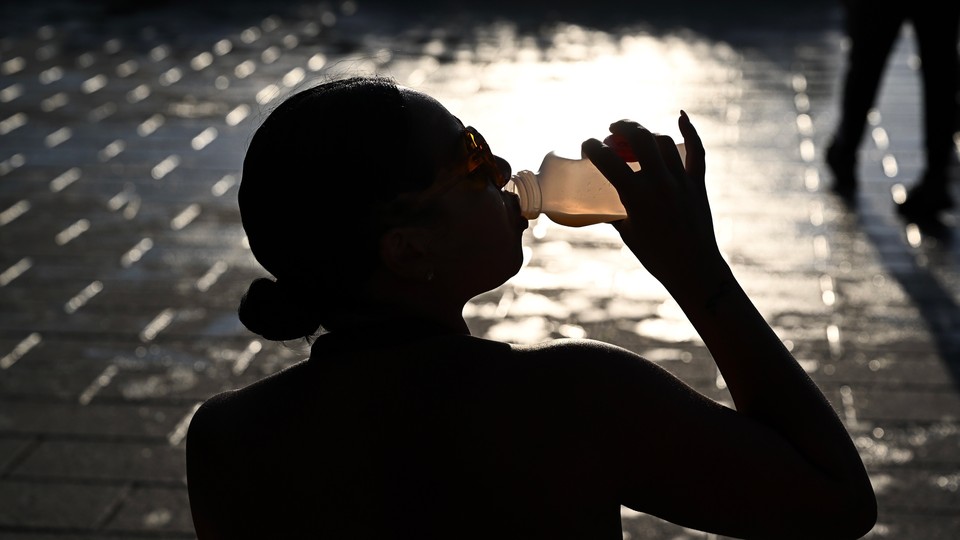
left=186, top=76, right=876, bottom=539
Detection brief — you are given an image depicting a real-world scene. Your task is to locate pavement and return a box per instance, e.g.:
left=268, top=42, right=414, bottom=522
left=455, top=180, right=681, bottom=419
left=0, top=1, right=959, bottom=538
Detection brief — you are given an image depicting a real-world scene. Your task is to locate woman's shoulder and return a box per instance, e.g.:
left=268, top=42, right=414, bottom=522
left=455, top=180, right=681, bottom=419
left=510, top=336, right=649, bottom=370
left=426, top=333, right=634, bottom=355
left=441, top=335, right=661, bottom=392
left=187, top=388, right=237, bottom=441
left=404, top=333, right=645, bottom=369
left=188, top=360, right=310, bottom=435
left=187, top=335, right=653, bottom=436
left=515, top=336, right=634, bottom=355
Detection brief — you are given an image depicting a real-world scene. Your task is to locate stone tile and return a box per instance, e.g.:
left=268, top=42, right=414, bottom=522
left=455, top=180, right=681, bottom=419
left=0, top=357, right=108, bottom=401
left=0, top=437, right=34, bottom=473
left=0, top=536, right=110, bottom=540
left=104, top=485, right=194, bottom=535
left=867, top=513, right=960, bottom=540
left=855, top=421, right=960, bottom=467
left=0, top=480, right=123, bottom=529
left=0, top=1, right=958, bottom=538
left=11, top=440, right=185, bottom=484
left=0, top=401, right=190, bottom=439
left=621, top=511, right=713, bottom=540
left=818, top=353, right=959, bottom=388
left=871, top=466, right=960, bottom=514
left=852, top=388, right=960, bottom=423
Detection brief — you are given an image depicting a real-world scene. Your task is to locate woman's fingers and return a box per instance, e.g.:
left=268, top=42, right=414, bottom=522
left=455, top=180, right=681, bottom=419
left=585, top=116, right=702, bottom=219
left=679, top=111, right=705, bottom=182
left=655, top=134, right=685, bottom=180
left=609, top=120, right=666, bottom=176
left=582, top=138, right=635, bottom=192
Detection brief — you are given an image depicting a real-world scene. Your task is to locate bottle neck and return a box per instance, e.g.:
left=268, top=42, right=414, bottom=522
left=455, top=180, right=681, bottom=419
left=506, top=170, right=542, bottom=219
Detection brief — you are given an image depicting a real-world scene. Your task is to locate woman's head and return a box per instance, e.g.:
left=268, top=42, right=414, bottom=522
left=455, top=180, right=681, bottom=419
left=237, top=76, right=526, bottom=340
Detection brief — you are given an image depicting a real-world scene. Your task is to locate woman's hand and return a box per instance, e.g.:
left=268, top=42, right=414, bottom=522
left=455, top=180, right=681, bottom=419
left=582, top=112, right=728, bottom=303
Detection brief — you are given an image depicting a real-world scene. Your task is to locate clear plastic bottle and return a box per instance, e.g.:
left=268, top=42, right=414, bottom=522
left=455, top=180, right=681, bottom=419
left=506, top=141, right=686, bottom=227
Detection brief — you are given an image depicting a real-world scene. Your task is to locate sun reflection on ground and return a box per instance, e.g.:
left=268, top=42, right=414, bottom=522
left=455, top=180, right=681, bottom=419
left=414, top=22, right=729, bottom=169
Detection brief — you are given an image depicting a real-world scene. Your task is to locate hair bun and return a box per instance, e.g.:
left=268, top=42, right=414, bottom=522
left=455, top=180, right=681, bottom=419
left=238, top=277, right=323, bottom=341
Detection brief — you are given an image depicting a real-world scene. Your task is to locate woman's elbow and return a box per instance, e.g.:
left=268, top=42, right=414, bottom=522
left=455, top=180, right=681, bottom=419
left=843, top=489, right=878, bottom=539
left=786, top=480, right=877, bottom=540
left=821, top=484, right=878, bottom=540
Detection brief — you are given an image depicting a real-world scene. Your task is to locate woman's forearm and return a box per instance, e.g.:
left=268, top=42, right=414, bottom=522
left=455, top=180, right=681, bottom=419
left=674, top=263, right=872, bottom=494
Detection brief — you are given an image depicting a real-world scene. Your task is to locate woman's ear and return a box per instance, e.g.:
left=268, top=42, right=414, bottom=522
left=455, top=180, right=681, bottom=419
left=378, top=226, right=436, bottom=281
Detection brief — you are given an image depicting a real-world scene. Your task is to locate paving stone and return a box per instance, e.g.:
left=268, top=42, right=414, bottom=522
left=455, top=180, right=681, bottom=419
left=847, top=388, right=960, bottom=423
left=867, top=514, right=960, bottom=540
left=0, top=401, right=191, bottom=440
left=855, top=421, right=960, bottom=467
left=621, top=511, right=715, bottom=540
left=0, top=356, right=106, bottom=400
left=0, top=535, right=110, bottom=540
left=871, top=466, right=960, bottom=514
left=0, top=0, right=958, bottom=538
left=816, top=352, right=958, bottom=388
left=0, top=437, right=34, bottom=474
left=11, top=440, right=185, bottom=484
left=103, top=486, right=194, bottom=535
left=0, top=480, right=123, bottom=529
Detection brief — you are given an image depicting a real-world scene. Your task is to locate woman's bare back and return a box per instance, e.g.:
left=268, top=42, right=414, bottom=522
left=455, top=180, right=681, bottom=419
left=187, top=333, right=637, bottom=538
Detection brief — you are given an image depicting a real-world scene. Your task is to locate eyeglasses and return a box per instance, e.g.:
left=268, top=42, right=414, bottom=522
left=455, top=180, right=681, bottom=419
left=460, top=126, right=509, bottom=190
left=375, top=125, right=509, bottom=227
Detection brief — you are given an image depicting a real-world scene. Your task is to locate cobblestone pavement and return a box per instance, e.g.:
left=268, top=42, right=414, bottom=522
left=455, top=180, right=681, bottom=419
left=1, top=1, right=958, bottom=538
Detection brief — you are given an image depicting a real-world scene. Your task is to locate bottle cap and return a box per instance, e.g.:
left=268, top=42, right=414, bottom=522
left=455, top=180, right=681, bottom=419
left=505, top=170, right=541, bottom=219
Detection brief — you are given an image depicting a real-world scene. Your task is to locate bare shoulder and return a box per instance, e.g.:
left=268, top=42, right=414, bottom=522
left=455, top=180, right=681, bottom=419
left=186, top=389, right=232, bottom=439
left=516, top=336, right=643, bottom=359
left=511, top=337, right=679, bottom=381
left=438, top=333, right=647, bottom=361
left=414, top=334, right=667, bottom=379
left=185, top=389, right=234, bottom=461
left=186, top=360, right=309, bottom=451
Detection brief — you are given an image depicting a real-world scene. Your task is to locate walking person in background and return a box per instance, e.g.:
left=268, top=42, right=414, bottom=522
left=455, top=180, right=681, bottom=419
left=186, top=76, right=876, bottom=539
left=825, top=0, right=960, bottom=223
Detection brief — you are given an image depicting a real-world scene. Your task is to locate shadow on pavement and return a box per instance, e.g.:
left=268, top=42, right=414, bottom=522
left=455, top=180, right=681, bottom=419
left=847, top=191, right=960, bottom=392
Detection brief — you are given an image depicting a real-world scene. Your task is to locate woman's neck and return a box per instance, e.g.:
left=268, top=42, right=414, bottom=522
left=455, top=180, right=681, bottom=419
left=354, top=273, right=472, bottom=335
left=328, top=300, right=471, bottom=336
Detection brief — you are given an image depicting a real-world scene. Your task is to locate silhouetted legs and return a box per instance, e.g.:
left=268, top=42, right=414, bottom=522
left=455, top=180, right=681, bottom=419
left=893, top=5, right=960, bottom=222
left=911, top=5, right=960, bottom=182
left=826, top=1, right=960, bottom=220
left=828, top=2, right=903, bottom=188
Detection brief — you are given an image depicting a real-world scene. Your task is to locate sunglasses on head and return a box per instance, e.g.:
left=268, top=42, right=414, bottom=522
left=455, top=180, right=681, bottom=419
left=460, top=126, right=509, bottom=189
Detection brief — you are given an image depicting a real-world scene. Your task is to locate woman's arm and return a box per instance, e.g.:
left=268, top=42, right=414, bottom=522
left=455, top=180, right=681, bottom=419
left=581, top=114, right=876, bottom=538
left=186, top=396, right=231, bottom=540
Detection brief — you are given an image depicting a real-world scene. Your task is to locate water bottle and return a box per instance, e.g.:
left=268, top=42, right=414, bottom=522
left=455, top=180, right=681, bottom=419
left=506, top=136, right=686, bottom=227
